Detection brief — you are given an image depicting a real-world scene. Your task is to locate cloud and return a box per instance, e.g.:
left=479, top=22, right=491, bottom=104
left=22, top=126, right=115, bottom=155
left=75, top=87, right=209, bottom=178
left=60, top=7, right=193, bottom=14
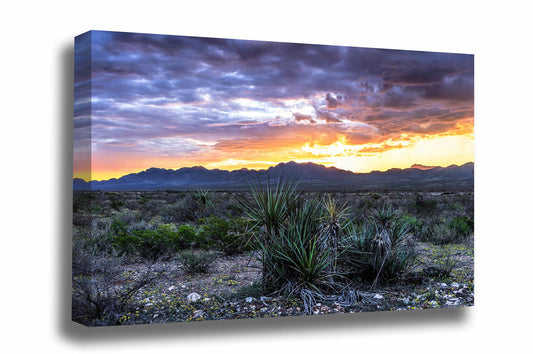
left=325, top=93, right=342, bottom=109
left=315, top=109, right=341, bottom=123
left=75, top=30, right=474, bottom=177
left=293, top=112, right=316, bottom=124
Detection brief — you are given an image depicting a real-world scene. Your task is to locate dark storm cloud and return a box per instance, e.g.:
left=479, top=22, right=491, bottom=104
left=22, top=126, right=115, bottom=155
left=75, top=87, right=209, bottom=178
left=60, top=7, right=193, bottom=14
left=293, top=112, right=316, bottom=124
left=406, top=122, right=458, bottom=134
left=75, top=30, right=474, bottom=157
left=86, top=31, right=474, bottom=103
left=326, top=93, right=342, bottom=109
left=315, top=109, right=342, bottom=123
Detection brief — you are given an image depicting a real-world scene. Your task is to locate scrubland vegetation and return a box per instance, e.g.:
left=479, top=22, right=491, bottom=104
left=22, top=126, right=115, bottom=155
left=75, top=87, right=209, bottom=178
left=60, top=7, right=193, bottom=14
left=72, top=182, right=473, bottom=326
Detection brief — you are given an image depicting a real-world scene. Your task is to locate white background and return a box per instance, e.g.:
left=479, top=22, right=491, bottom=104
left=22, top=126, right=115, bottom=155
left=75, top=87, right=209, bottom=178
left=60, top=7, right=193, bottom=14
left=1, top=0, right=531, bottom=352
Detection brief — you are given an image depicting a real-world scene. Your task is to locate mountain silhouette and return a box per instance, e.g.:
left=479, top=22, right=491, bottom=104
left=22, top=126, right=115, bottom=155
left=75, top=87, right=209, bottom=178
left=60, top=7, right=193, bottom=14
left=73, top=161, right=474, bottom=191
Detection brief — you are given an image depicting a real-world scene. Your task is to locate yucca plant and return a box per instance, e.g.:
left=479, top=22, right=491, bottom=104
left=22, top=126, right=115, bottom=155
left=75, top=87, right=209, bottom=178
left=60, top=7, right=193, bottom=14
left=238, top=177, right=300, bottom=290
left=239, top=178, right=341, bottom=294
left=194, top=188, right=213, bottom=212
left=265, top=198, right=333, bottom=294
left=238, top=177, right=299, bottom=238
left=368, top=204, right=398, bottom=229
left=341, top=206, right=418, bottom=288
left=319, top=194, right=349, bottom=273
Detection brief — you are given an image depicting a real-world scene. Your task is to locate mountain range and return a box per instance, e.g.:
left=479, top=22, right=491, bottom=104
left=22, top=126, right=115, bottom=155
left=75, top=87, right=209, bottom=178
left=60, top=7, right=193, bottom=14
left=73, top=161, right=474, bottom=191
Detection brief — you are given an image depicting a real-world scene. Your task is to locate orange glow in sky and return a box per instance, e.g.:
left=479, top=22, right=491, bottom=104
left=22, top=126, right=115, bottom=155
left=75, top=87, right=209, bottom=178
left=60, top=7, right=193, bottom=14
left=82, top=128, right=474, bottom=181
left=74, top=32, right=474, bottom=182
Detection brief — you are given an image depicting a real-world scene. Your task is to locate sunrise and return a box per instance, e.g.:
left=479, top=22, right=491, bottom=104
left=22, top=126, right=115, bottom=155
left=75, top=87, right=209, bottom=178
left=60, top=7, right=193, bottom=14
left=74, top=31, right=473, bottom=182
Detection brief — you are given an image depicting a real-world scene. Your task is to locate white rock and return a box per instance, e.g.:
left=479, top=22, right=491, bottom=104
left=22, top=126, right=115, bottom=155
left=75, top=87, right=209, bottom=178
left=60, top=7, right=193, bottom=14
left=373, top=294, right=384, bottom=300
left=187, top=292, right=202, bottom=303
left=168, top=286, right=176, bottom=291
left=440, top=283, right=448, bottom=289
left=451, top=282, right=460, bottom=289
left=245, top=297, right=255, bottom=303
left=193, top=310, right=204, bottom=318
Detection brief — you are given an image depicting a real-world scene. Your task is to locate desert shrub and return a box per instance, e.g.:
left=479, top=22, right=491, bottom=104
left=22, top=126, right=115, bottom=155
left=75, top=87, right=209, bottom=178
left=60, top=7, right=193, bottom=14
left=71, top=250, right=163, bottom=326
left=114, top=210, right=142, bottom=225
left=161, top=190, right=182, bottom=204
left=159, top=204, right=180, bottom=223
left=110, top=217, right=128, bottom=236
left=72, top=218, right=114, bottom=254
left=400, top=215, right=421, bottom=233
left=163, top=195, right=198, bottom=223
left=215, top=216, right=253, bottom=255
left=422, top=247, right=459, bottom=280
left=433, top=223, right=459, bottom=244
left=416, top=215, right=473, bottom=245
left=449, top=216, right=474, bottom=238
left=414, top=194, right=437, bottom=213
left=108, top=195, right=125, bottom=211
left=239, top=181, right=421, bottom=295
left=139, top=195, right=151, bottom=205
left=112, top=223, right=184, bottom=260
left=194, top=189, right=213, bottom=213
left=112, top=233, right=141, bottom=256
left=340, top=206, right=418, bottom=287
left=239, top=179, right=337, bottom=294
left=259, top=198, right=332, bottom=294
left=135, top=229, right=175, bottom=260
left=198, top=215, right=252, bottom=255
left=179, top=251, right=216, bottom=274
left=227, top=281, right=264, bottom=301
left=140, top=199, right=166, bottom=220
left=72, top=214, right=93, bottom=228
left=220, top=193, right=244, bottom=216
left=73, top=192, right=97, bottom=213
left=175, top=224, right=197, bottom=249
left=122, top=195, right=143, bottom=210
left=319, top=194, right=349, bottom=272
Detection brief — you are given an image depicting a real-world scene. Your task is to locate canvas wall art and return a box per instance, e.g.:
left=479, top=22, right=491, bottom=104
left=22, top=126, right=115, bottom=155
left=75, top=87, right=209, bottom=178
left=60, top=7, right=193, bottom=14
left=72, top=30, right=474, bottom=327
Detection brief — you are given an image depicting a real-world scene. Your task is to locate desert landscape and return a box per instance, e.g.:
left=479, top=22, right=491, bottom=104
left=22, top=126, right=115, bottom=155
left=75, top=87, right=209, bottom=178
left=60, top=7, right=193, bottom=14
left=72, top=165, right=473, bottom=326
left=72, top=31, right=474, bottom=326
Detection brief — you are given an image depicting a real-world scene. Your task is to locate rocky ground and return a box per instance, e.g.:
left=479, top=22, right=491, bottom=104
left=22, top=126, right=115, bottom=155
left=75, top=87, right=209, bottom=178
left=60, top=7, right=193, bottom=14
left=106, top=241, right=473, bottom=326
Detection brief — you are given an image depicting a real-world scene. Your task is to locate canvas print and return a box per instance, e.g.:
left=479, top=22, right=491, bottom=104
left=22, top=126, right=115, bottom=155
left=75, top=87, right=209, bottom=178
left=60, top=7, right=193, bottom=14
left=72, top=30, right=474, bottom=327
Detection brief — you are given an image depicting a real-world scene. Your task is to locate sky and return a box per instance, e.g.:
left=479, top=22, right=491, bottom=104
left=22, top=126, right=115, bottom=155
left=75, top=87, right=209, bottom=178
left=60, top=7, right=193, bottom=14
left=74, top=31, right=474, bottom=181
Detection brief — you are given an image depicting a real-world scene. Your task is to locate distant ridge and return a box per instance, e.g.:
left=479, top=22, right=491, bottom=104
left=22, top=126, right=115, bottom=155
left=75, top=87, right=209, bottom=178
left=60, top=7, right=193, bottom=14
left=410, top=164, right=438, bottom=170
left=74, top=161, right=474, bottom=191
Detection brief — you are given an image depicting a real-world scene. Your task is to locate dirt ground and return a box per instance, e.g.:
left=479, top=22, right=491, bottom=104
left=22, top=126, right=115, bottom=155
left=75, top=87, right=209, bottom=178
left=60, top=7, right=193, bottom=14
left=111, top=240, right=473, bottom=325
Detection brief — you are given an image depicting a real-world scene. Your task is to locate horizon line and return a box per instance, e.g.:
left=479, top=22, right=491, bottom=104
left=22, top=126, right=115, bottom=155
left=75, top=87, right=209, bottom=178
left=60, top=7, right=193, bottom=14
left=74, top=160, right=475, bottom=183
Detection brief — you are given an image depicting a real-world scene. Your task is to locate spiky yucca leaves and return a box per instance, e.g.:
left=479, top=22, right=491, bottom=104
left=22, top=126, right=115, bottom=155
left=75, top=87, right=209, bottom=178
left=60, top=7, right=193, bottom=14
left=341, top=207, right=418, bottom=288
left=367, top=205, right=411, bottom=287
left=194, top=188, right=213, bottom=212
left=238, top=177, right=300, bottom=290
left=239, top=179, right=339, bottom=294
left=340, top=222, right=374, bottom=273
left=368, top=204, right=398, bottom=230
left=270, top=199, right=333, bottom=294
left=319, top=194, right=349, bottom=273
left=370, top=225, right=392, bottom=288
left=238, top=177, right=299, bottom=239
